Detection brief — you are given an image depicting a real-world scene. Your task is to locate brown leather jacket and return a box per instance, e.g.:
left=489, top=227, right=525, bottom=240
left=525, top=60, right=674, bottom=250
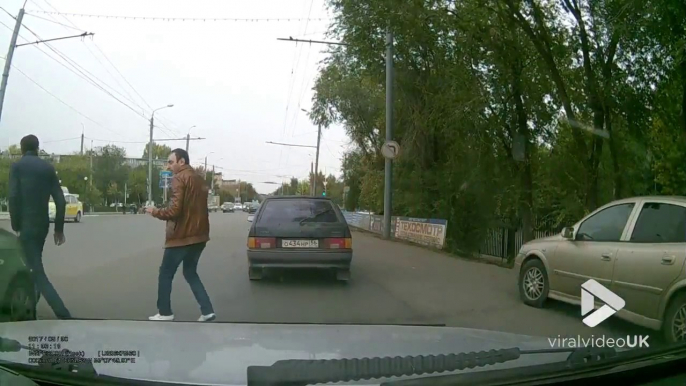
left=152, top=165, right=210, bottom=248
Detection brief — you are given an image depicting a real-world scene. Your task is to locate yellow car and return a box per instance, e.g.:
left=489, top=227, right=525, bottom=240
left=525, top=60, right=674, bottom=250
left=49, top=193, right=84, bottom=223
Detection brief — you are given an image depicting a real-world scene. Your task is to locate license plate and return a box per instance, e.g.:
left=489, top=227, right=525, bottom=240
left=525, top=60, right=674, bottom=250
left=282, top=239, right=319, bottom=248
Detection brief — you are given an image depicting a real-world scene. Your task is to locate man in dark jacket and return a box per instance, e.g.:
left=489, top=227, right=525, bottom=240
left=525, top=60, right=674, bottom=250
left=146, top=148, right=215, bottom=322
left=9, top=135, right=71, bottom=319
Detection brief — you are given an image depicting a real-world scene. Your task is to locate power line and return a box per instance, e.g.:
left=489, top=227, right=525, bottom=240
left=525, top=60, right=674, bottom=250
left=29, top=1, right=178, bottom=138
left=24, top=12, right=84, bottom=31
left=0, top=6, right=16, bottom=19
left=43, top=136, right=80, bottom=143
left=21, top=24, right=154, bottom=123
left=86, top=136, right=147, bottom=144
left=35, top=1, right=152, bottom=115
left=26, top=11, right=329, bottom=23
left=10, top=64, right=115, bottom=132
left=3, top=10, right=155, bottom=132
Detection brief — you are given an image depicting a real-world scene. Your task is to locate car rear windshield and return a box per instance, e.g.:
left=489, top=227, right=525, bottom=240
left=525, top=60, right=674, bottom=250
left=258, top=199, right=339, bottom=223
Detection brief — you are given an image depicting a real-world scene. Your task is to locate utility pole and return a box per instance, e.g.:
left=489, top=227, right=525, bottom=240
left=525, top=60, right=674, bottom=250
left=186, top=134, right=190, bottom=152
left=80, top=123, right=85, bottom=155
left=147, top=104, right=173, bottom=205
left=89, top=139, right=93, bottom=212
left=147, top=116, right=154, bottom=205
left=314, top=124, right=321, bottom=196
left=310, top=162, right=314, bottom=196
left=211, top=165, right=215, bottom=193
left=89, top=140, right=93, bottom=186
left=0, top=8, right=24, bottom=124
left=383, top=29, right=394, bottom=239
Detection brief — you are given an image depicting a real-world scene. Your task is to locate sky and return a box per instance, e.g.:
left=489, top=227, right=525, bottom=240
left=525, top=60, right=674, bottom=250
left=0, top=0, right=352, bottom=194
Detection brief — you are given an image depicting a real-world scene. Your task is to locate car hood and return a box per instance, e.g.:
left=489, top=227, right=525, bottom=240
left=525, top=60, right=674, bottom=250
left=0, top=321, right=568, bottom=385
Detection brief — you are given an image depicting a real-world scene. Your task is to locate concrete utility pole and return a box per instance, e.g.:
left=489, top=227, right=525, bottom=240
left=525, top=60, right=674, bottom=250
left=310, top=162, right=314, bottom=196
left=89, top=140, right=93, bottom=186
left=0, top=8, right=24, bottom=124
left=186, top=134, right=190, bottom=152
left=383, top=29, right=394, bottom=239
left=148, top=117, right=154, bottom=204
left=314, top=124, right=321, bottom=196
left=148, top=104, right=174, bottom=205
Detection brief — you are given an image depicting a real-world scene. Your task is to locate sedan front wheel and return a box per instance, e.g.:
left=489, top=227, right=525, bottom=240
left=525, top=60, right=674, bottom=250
left=663, top=293, right=686, bottom=344
left=519, top=259, right=549, bottom=308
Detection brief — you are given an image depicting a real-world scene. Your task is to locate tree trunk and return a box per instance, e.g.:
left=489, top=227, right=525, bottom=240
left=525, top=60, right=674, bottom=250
left=511, top=57, right=534, bottom=243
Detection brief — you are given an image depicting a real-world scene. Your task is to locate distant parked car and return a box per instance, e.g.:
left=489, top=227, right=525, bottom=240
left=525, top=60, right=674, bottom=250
left=49, top=193, right=83, bottom=223
left=222, top=203, right=234, bottom=213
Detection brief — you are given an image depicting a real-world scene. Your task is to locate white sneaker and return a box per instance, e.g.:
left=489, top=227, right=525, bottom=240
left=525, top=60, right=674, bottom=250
left=198, top=313, right=216, bottom=322
left=148, top=313, right=174, bottom=321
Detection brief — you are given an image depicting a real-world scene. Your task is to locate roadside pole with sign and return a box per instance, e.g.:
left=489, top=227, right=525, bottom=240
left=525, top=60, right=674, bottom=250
left=160, top=170, right=172, bottom=204
left=381, top=140, right=400, bottom=238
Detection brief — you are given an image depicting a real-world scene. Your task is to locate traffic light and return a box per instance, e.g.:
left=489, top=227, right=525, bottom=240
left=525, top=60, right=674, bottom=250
left=322, top=192, right=326, bottom=196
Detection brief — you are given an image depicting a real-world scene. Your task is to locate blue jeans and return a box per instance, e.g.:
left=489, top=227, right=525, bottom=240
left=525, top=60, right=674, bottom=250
left=19, top=228, right=71, bottom=319
left=157, top=242, right=214, bottom=316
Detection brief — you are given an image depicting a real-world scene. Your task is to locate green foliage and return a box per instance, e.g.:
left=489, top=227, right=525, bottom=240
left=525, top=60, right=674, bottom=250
left=142, top=142, right=173, bottom=160
left=312, top=0, right=686, bottom=254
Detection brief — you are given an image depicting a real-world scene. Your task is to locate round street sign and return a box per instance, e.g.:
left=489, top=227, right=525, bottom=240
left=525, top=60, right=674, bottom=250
left=381, top=140, right=400, bottom=160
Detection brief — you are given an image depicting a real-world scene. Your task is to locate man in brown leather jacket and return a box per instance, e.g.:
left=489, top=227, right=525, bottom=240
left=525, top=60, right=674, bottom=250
left=145, top=148, right=216, bottom=322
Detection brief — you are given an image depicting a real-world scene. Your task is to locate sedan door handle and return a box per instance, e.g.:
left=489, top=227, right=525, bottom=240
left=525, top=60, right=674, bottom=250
left=662, top=255, right=676, bottom=265
left=601, top=252, right=612, bottom=261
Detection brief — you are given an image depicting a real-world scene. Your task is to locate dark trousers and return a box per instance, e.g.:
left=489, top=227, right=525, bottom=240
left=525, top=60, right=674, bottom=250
left=19, top=229, right=71, bottom=319
left=157, top=242, right=214, bottom=316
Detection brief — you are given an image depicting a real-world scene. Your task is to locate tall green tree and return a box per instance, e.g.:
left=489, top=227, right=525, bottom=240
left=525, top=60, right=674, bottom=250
left=142, top=142, right=173, bottom=160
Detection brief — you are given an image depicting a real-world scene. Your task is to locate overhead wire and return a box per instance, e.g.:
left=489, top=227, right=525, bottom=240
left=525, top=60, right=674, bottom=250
left=290, top=0, right=317, bottom=136
left=0, top=16, right=139, bottom=138
left=43, top=136, right=80, bottom=144
left=10, top=64, right=116, bottom=133
left=30, top=0, right=180, bottom=137
left=35, top=1, right=144, bottom=112
left=86, top=136, right=147, bottom=144
left=26, top=10, right=328, bottom=23
left=24, top=12, right=84, bottom=31
left=26, top=30, right=150, bottom=122
left=279, top=0, right=317, bottom=182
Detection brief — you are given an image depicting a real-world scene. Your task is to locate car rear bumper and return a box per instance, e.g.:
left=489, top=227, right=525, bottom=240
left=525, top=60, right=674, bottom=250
left=247, top=249, right=352, bottom=269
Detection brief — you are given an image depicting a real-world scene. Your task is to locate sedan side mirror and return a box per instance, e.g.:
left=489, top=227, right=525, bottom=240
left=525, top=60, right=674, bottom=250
left=247, top=215, right=254, bottom=222
left=562, top=227, right=574, bottom=239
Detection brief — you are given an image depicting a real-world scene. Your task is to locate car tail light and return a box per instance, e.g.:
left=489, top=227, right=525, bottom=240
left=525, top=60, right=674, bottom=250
left=248, top=237, right=276, bottom=249
left=324, top=238, right=352, bottom=249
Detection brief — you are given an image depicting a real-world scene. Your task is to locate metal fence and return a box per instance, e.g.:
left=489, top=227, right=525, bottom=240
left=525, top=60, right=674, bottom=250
left=479, top=221, right=561, bottom=260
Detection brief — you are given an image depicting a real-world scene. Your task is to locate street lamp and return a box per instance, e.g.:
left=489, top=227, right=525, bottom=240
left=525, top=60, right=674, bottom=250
left=148, top=104, right=174, bottom=205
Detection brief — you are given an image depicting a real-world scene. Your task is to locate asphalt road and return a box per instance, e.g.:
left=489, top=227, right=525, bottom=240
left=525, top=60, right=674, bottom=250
left=1, top=213, right=660, bottom=343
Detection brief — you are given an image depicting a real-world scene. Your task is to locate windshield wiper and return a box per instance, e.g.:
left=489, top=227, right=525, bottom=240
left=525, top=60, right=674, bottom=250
left=247, top=346, right=616, bottom=386
left=299, top=208, right=334, bottom=225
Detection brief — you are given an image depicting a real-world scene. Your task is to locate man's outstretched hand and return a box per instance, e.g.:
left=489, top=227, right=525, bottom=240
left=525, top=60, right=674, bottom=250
left=145, top=206, right=156, bottom=215
left=54, top=232, right=66, bottom=246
